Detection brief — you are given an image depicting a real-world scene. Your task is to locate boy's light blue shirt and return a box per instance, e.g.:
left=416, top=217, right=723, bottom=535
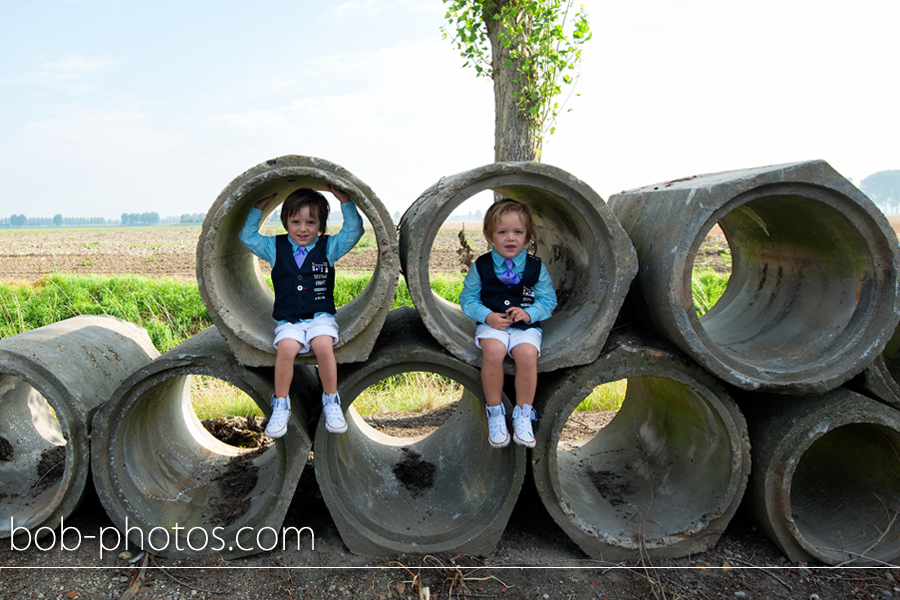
left=459, top=248, right=557, bottom=328
left=238, top=203, right=364, bottom=267
left=238, top=203, right=364, bottom=323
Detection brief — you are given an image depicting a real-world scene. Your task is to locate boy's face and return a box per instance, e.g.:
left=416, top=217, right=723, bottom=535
left=286, top=205, right=321, bottom=247
left=490, top=211, right=529, bottom=259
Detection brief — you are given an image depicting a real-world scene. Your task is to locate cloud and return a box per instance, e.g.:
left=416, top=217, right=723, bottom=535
left=323, top=0, right=382, bottom=21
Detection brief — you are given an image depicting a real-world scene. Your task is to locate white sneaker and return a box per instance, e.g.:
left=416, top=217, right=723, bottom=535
left=486, top=404, right=509, bottom=448
left=265, top=395, right=291, bottom=438
left=513, top=404, right=536, bottom=448
left=322, top=392, right=347, bottom=434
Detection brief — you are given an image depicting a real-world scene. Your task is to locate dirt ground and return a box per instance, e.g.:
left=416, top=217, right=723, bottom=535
left=1, top=221, right=899, bottom=599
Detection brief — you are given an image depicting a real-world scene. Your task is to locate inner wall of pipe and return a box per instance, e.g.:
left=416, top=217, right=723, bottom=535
left=0, top=375, right=69, bottom=529
left=791, top=423, right=900, bottom=562
left=115, top=375, right=277, bottom=546
left=556, top=376, right=735, bottom=548
left=208, top=176, right=381, bottom=356
left=696, top=195, right=873, bottom=372
left=425, top=182, right=604, bottom=367
left=323, top=384, right=518, bottom=545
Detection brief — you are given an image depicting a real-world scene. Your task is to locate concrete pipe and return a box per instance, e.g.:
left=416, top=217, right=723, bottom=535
left=849, top=322, right=900, bottom=409
left=314, top=307, right=526, bottom=555
left=399, top=162, right=638, bottom=373
left=530, top=330, right=751, bottom=561
left=0, top=316, right=158, bottom=542
left=608, top=160, right=900, bottom=394
left=739, top=388, right=900, bottom=566
left=197, top=155, right=399, bottom=367
left=91, top=327, right=317, bottom=559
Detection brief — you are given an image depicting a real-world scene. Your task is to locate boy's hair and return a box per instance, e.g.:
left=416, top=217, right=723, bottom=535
left=281, top=188, right=330, bottom=234
left=482, top=198, right=534, bottom=245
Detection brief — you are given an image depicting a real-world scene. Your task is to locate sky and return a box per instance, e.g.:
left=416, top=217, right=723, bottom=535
left=1, top=0, right=898, bottom=220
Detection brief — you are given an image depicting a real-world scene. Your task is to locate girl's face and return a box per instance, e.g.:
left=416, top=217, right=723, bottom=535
left=286, top=205, right=321, bottom=247
left=490, top=211, right=529, bottom=259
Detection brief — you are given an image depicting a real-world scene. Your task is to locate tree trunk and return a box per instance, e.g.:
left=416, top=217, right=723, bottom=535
left=484, top=1, right=541, bottom=162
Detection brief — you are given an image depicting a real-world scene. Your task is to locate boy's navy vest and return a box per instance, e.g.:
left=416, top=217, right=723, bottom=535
left=475, top=253, right=541, bottom=330
left=271, top=235, right=336, bottom=322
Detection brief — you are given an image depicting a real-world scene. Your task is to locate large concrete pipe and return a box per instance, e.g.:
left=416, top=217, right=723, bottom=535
left=197, top=155, right=399, bottom=367
left=739, top=388, right=900, bottom=566
left=399, top=162, right=638, bottom=373
left=530, top=330, right=751, bottom=561
left=0, top=316, right=158, bottom=542
left=849, top=323, right=900, bottom=409
left=315, top=307, right=526, bottom=555
left=608, top=160, right=900, bottom=395
left=91, top=327, right=317, bottom=559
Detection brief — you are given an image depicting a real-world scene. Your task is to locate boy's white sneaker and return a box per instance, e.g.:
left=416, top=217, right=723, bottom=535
left=323, top=392, right=347, bottom=434
left=513, top=404, right=537, bottom=448
left=265, top=395, right=291, bottom=438
left=486, top=404, right=510, bottom=448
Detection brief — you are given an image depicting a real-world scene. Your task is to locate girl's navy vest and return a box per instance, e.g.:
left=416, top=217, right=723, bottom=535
left=271, top=235, right=336, bottom=322
left=475, top=253, right=542, bottom=330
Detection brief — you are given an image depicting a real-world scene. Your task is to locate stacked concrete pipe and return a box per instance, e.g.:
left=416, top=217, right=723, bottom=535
left=530, top=329, right=750, bottom=561
left=849, top=323, right=900, bottom=409
left=399, top=161, right=638, bottom=372
left=738, top=387, right=900, bottom=566
left=314, top=307, right=526, bottom=555
left=0, top=316, right=158, bottom=543
left=197, top=155, right=399, bottom=367
left=608, top=160, right=900, bottom=394
left=91, top=327, right=318, bottom=559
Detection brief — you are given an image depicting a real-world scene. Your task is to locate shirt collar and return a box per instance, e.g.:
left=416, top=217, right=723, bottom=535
left=289, top=235, right=319, bottom=254
left=491, top=248, right=526, bottom=269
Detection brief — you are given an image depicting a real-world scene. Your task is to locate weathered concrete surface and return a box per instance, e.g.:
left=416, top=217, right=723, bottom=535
left=399, top=161, right=638, bottom=373
left=0, top=316, right=158, bottom=541
left=315, top=307, right=526, bottom=555
left=738, top=387, right=900, bottom=566
left=849, top=322, right=900, bottom=409
left=609, top=160, right=900, bottom=394
left=197, top=155, right=399, bottom=367
left=91, top=327, right=317, bottom=559
left=530, top=329, right=750, bottom=561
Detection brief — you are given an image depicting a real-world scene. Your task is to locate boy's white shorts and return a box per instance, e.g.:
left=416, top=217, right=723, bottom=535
left=474, top=324, right=542, bottom=358
left=273, top=314, right=339, bottom=355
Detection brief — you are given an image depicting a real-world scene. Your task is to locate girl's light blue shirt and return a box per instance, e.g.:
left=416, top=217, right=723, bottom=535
left=459, top=248, right=557, bottom=328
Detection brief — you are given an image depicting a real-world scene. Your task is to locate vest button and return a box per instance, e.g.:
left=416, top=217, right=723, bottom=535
left=297, top=285, right=304, bottom=291
left=297, top=275, right=303, bottom=281
left=504, top=300, right=510, bottom=306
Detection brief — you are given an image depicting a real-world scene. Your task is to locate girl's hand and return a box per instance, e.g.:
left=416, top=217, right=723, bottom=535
left=505, top=306, right=531, bottom=324
left=485, top=312, right=512, bottom=330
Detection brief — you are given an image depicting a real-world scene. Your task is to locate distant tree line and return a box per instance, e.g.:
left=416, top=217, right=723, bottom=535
left=121, top=212, right=160, bottom=226
left=1, top=211, right=207, bottom=228
left=861, top=170, right=900, bottom=215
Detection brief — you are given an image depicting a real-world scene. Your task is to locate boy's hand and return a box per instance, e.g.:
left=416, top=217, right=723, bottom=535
left=505, top=306, right=531, bottom=324
left=254, top=193, right=278, bottom=211
left=328, top=184, right=351, bottom=204
left=485, top=312, right=512, bottom=330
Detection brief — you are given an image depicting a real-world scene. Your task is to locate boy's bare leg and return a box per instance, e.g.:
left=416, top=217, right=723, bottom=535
left=274, top=338, right=302, bottom=399
left=310, top=335, right=338, bottom=395
left=480, top=338, right=507, bottom=407
left=511, top=343, right=538, bottom=407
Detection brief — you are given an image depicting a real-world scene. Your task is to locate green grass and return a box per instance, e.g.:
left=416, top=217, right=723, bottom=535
left=0, top=270, right=729, bottom=419
left=692, top=269, right=729, bottom=317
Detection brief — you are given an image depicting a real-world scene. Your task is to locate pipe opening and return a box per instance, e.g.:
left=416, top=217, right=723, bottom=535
left=113, top=374, right=281, bottom=550
left=317, top=366, right=520, bottom=549
left=0, top=374, right=68, bottom=529
left=555, top=376, right=737, bottom=549
left=355, top=372, right=463, bottom=439
left=791, top=423, right=900, bottom=563
left=559, top=380, right=625, bottom=451
left=692, top=191, right=876, bottom=373
left=690, top=223, right=731, bottom=318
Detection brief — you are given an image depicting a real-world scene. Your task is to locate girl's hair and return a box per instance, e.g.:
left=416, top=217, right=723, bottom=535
left=280, top=188, right=330, bottom=234
left=482, top=198, right=534, bottom=244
